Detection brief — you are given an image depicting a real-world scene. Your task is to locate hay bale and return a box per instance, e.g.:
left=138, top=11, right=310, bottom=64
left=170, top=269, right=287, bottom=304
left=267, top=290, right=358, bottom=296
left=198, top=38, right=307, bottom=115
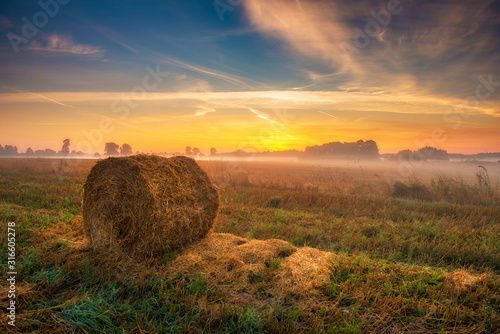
left=83, top=155, right=219, bottom=257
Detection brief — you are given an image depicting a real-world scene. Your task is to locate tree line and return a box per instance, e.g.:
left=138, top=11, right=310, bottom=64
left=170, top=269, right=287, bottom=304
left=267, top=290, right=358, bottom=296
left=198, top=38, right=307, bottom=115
left=0, top=140, right=135, bottom=157
left=0, top=138, right=458, bottom=161
left=184, top=146, right=217, bottom=157
left=303, top=140, right=380, bottom=159
left=388, top=147, right=449, bottom=161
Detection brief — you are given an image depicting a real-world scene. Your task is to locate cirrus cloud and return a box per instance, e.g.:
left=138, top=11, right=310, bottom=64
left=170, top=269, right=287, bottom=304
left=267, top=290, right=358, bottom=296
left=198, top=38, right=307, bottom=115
left=25, top=33, right=105, bottom=58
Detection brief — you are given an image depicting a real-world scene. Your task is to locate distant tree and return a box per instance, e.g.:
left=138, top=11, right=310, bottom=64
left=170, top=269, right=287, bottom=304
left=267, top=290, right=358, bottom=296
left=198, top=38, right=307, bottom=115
left=0, top=145, right=4, bottom=155
left=397, top=149, right=412, bottom=161
left=105, top=142, right=120, bottom=156
left=398, top=147, right=449, bottom=161
left=60, top=139, right=70, bottom=156
left=192, top=147, right=201, bottom=156
left=361, top=140, right=379, bottom=156
left=44, top=148, right=57, bottom=156
left=4, top=145, right=18, bottom=156
left=210, top=147, right=217, bottom=156
left=120, top=144, right=133, bottom=156
left=35, top=150, right=45, bottom=156
left=417, top=146, right=449, bottom=160
left=25, top=147, right=34, bottom=156
left=94, top=152, right=101, bottom=158
left=304, top=140, right=379, bottom=159
left=185, top=146, right=192, bottom=156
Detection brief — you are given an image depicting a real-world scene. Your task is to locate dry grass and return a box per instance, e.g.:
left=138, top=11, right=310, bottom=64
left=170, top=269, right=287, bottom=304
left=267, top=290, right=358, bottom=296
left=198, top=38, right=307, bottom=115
left=2, top=217, right=498, bottom=333
left=163, top=232, right=332, bottom=304
left=82, top=155, right=219, bottom=257
left=0, top=157, right=499, bottom=333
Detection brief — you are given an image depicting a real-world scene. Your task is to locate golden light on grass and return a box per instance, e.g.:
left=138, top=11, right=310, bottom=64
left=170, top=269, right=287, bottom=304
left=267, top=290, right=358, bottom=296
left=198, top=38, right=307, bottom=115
left=1, top=157, right=499, bottom=333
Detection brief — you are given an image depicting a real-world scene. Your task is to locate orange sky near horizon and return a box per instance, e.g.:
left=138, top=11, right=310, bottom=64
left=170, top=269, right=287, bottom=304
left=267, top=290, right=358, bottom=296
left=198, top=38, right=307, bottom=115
left=1, top=90, right=499, bottom=155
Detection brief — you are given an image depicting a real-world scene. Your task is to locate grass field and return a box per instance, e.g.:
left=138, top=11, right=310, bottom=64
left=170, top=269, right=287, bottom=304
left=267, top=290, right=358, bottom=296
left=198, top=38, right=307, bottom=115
left=1, top=157, right=499, bottom=333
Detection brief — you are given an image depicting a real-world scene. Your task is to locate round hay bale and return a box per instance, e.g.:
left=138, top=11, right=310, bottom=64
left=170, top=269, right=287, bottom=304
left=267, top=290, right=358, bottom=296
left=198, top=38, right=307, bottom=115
left=82, top=155, right=219, bottom=257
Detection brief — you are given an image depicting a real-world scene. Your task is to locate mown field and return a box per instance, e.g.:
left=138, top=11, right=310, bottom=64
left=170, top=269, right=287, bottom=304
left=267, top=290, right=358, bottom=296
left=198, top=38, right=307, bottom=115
left=1, top=157, right=499, bottom=333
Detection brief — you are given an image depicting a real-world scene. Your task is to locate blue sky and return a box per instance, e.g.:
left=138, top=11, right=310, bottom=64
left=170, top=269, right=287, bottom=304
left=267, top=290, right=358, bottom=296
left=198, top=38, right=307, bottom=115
left=0, top=0, right=499, bottom=154
left=1, top=0, right=287, bottom=91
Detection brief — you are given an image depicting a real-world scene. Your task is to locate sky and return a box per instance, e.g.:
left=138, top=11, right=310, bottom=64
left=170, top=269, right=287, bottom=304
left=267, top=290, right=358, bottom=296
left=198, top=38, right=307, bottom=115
left=0, top=0, right=499, bottom=155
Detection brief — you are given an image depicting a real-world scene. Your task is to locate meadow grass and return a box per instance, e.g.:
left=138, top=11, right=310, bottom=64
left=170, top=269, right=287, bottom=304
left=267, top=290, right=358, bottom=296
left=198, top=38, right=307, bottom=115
left=0, top=158, right=499, bottom=333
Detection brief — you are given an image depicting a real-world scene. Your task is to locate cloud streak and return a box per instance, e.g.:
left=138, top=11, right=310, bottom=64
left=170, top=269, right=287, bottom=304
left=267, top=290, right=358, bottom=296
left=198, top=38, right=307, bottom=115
left=244, top=0, right=500, bottom=100
left=84, top=21, right=269, bottom=90
left=244, top=0, right=356, bottom=74
left=1, top=90, right=497, bottom=117
left=25, top=34, right=105, bottom=57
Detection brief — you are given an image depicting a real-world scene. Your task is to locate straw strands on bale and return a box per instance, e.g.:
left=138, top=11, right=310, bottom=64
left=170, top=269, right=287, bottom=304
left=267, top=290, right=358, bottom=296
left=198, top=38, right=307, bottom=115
left=83, top=155, right=220, bottom=257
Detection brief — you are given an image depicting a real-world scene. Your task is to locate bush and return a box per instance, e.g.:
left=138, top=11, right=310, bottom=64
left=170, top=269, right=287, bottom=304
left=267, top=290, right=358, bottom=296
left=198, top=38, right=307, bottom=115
left=267, top=196, right=283, bottom=208
left=391, top=181, right=432, bottom=201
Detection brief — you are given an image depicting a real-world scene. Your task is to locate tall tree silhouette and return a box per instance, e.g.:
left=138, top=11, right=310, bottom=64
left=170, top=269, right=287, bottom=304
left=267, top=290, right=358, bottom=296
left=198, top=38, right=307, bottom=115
left=60, top=139, right=70, bottom=156
left=192, top=147, right=201, bottom=156
left=210, top=147, right=217, bottom=156
left=105, top=142, right=120, bottom=156
left=185, top=146, right=192, bottom=156
left=26, top=147, right=34, bottom=156
left=120, top=144, right=133, bottom=156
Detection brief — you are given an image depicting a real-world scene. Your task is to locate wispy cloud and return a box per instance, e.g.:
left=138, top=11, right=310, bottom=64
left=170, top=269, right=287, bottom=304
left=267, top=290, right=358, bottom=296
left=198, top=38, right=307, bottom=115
left=248, top=107, right=273, bottom=121
left=154, top=54, right=269, bottom=90
left=84, top=21, right=269, bottom=90
left=1, top=86, right=91, bottom=117
left=318, top=111, right=338, bottom=119
left=25, top=34, right=105, bottom=57
left=1, top=90, right=497, bottom=117
left=244, top=0, right=355, bottom=74
left=244, top=0, right=499, bottom=100
left=0, top=87, right=147, bottom=132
